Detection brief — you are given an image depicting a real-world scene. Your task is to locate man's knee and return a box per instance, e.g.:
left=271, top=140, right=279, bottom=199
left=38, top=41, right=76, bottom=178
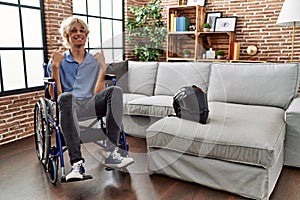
left=109, top=86, right=123, bottom=97
left=58, top=92, right=74, bottom=107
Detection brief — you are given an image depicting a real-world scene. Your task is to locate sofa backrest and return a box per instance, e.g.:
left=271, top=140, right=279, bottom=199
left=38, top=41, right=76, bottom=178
left=128, top=61, right=158, bottom=96
left=154, top=62, right=211, bottom=96
left=208, top=63, right=300, bottom=109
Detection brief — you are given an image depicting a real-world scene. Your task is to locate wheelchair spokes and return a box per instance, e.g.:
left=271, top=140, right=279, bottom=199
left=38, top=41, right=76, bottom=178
left=34, top=99, right=51, bottom=166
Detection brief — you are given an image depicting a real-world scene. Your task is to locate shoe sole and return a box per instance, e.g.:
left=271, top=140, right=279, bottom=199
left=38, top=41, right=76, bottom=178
left=65, top=175, right=93, bottom=182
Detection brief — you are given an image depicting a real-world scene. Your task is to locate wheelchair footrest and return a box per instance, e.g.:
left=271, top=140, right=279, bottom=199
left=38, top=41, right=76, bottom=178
left=105, top=166, right=130, bottom=172
left=61, top=175, right=93, bottom=183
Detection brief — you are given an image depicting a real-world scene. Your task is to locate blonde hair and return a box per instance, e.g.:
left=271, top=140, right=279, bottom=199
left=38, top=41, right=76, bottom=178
left=59, top=16, right=90, bottom=48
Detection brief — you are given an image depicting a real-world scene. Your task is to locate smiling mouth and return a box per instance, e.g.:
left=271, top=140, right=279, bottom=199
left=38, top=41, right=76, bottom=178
left=74, top=37, right=84, bottom=41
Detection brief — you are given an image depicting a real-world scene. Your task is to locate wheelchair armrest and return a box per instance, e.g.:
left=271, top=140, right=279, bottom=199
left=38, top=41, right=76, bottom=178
left=43, top=77, right=56, bottom=84
left=43, top=77, right=58, bottom=101
left=105, top=74, right=116, bottom=80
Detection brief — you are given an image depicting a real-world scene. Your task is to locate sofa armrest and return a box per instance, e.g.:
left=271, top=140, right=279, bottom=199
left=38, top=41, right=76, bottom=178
left=286, top=95, right=300, bottom=123
left=285, top=95, right=300, bottom=167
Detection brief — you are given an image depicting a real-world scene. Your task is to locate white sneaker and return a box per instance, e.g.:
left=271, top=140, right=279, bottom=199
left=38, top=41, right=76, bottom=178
left=105, top=147, right=134, bottom=169
left=65, top=160, right=85, bottom=181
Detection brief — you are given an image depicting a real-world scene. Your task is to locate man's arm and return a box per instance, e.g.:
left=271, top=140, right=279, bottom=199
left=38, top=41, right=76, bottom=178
left=49, top=50, right=64, bottom=99
left=94, top=51, right=107, bottom=94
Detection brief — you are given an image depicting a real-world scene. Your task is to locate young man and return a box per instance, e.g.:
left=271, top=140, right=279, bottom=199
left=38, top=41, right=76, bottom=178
left=47, top=16, right=134, bottom=181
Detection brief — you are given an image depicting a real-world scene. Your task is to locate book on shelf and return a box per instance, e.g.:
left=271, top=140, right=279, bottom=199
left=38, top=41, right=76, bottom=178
left=231, top=41, right=240, bottom=60
left=170, top=11, right=178, bottom=32
left=176, top=16, right=190, bottom=32
left=170, top=14, right=177, bottom=32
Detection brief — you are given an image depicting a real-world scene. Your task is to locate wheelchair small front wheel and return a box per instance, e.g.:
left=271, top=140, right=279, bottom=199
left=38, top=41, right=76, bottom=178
left=47, top=157, right=58, bottom=184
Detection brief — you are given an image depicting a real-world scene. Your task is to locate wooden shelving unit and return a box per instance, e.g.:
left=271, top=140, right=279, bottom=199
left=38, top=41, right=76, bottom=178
left=166, top=5, right=236, bottom=62
left=197, top=32, right=236, bottom=61
left=166, top=5, right=205, bottom=62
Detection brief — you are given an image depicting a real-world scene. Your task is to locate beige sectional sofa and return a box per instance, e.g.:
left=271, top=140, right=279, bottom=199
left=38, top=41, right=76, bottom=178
left=115, top=61, right=300, bottom=200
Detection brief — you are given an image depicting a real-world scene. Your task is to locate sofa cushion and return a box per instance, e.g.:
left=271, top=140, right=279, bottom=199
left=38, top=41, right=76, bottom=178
left=208, top=63, right=299, bottom=109
left=154, top=62, right=211, bottom=96
left=106, top=60, right=129, bottom=92
left=146, top=102, right=285, bottom=168
left=123, top=93, right=148, bottom=104
left=128, top=61, right=158, bottom=96
left=124, top=95, right=174, bottom=117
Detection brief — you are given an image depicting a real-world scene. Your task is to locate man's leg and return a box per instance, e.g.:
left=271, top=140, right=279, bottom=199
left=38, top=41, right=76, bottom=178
left=58, top=93, right=90, bottom=181
left=94, top=86, right=134, bottom=168
left=58, top=92, right=83, bottom=164
left=94, top=86, right=123, bottom=151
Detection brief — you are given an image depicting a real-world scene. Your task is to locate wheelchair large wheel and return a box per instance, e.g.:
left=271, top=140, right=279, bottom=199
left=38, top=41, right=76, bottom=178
left=34, top=98, right=51, bottom=166
left=47, top=157, right=58, bottom=184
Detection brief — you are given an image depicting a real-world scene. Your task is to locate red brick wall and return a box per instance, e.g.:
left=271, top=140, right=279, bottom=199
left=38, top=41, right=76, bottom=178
left=1, top=0, right=298, bottom=145
left=205, top=0, right=293, bottom=62
left=0, top=91, right=44, bottom=145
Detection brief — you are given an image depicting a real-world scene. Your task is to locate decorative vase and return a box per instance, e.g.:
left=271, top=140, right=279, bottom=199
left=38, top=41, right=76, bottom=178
left=217, top=55, right=224, bottom=60
left=206, top=48, right=215, bottom=59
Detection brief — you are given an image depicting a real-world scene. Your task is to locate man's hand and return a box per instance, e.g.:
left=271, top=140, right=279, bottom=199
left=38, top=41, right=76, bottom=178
left=49, top=49, right=64, bottom=98
left=52, top=49, right=64, bottom=68
left=94, top=51, right=107, bottom=94
left=94, top=51, right=106, bottom=71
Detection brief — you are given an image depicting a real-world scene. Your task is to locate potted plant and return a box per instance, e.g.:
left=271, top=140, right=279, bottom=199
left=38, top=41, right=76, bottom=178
left=183, top=49, right=191, bottom=58
left=126, top=0, right=167, bottom=62
left=202, top=23, right=211, bottom=32
left=216, top=50, right=225, bottom=59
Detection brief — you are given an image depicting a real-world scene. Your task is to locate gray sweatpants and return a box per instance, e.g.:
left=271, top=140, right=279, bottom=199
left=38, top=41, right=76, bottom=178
left=57, top=86, right=123, bottom=164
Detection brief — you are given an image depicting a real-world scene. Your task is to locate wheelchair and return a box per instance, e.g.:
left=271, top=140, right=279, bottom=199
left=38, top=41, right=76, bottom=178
left=33, top=63, right=129, bottom=184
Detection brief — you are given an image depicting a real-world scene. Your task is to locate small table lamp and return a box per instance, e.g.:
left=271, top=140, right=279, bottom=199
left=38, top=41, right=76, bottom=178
left=276, top=0, right=300, bottom=62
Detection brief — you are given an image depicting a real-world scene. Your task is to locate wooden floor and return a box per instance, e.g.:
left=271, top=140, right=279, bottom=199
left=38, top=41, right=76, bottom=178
left=1, top=135, right=300, bottom=200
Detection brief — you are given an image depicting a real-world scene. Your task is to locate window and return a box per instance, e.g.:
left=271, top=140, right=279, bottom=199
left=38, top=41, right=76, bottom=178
left=72, top=0, right=124, bottom=63
left=0, top=0, right=47, bottom=96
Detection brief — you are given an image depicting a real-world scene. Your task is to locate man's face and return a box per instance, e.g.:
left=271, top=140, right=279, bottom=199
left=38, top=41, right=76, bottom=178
left=68, top=23, right=87, bottom=48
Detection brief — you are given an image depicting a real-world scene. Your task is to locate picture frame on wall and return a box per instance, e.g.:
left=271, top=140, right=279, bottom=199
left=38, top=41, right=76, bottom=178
left=214, top=16, right=237, bottom=32
left=187, top=0, right=206, bottom=6
left=205, top=12, right=222, bottom=32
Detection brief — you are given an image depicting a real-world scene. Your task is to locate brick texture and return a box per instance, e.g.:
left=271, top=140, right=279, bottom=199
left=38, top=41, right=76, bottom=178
left=0, top=91, right=44, bottom=145
left=1, top=0, right=298, bottom=145
left=205, top=0, right=294, bottom=62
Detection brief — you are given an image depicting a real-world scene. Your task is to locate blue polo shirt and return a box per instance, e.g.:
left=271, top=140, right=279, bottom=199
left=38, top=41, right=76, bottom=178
left=47, top=50, right=100, bottom=99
